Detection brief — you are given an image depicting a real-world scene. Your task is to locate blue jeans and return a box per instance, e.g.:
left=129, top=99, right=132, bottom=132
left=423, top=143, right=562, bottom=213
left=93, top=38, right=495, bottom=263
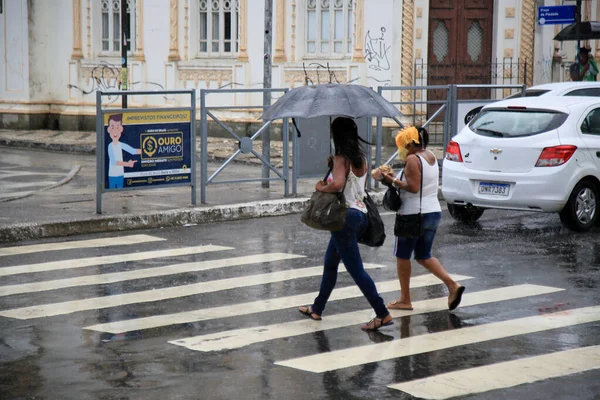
left=394, top=211, right=442, bottom=260
left=312, top=208, right=389, bottom=319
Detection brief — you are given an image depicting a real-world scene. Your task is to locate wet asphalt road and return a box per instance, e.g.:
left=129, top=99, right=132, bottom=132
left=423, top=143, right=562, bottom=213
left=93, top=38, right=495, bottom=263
left=1, top=208, right=599, bottom=400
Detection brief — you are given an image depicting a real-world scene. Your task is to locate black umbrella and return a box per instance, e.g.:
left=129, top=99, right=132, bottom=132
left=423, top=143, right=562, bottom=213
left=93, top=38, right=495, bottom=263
left=554, top=21, right=600, bottom=41
left=260, top=83, right=401, bottom=121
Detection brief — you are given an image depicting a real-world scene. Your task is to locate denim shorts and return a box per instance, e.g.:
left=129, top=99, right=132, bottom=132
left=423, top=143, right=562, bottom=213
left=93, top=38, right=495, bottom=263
left=393, top=211, right=442, bottom=260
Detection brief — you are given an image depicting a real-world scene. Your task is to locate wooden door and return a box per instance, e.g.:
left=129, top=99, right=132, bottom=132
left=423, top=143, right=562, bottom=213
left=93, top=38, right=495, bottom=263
left=427, top=0, right=494, bottom=108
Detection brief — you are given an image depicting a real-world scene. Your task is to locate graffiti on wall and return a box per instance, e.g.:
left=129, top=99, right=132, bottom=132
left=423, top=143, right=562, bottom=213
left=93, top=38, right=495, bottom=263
left=365, top=27, right=391, bottom=71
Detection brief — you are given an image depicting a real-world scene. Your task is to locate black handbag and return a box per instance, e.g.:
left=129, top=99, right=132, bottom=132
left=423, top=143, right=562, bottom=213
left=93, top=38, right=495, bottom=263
left=301, top=167, right=349, bottom=232
left=358, top=192, right=386, bottom=247
left=394, top=157, right=424, bottom=238
left=382, top=179, right=402, bottom=212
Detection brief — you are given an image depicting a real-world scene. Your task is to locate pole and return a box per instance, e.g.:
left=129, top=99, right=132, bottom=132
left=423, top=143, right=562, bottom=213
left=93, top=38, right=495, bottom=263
left=121, top=0, right=128, bottom=108
left=575, top=0, right=582, bottom=53
left=262, top=0, right=273, bottom=188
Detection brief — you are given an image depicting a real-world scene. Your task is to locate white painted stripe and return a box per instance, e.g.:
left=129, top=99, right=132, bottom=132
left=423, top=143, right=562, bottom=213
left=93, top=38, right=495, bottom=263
left=0, top=245, right=232, bottom=277
left=275, top=305, right=600, bottom=373
left=170, top=284, right=563, bottom=352
left=0, top=234, right=166, bottom=257
left=0, top=253, right=309, bottom=296
left=388, top=345, right=600, bottom=399
left=83, top=274, right=473, bottom=333
left=0, top=253, right=306, bottom=319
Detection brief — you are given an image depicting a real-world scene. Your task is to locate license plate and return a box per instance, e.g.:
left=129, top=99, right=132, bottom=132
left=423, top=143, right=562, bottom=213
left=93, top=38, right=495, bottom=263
left=478, top=182, right=510, bottom=196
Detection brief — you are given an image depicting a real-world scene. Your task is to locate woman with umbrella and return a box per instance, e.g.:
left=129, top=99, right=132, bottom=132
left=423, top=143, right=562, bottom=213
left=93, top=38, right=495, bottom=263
left=298, top=117, right=393, bottom=331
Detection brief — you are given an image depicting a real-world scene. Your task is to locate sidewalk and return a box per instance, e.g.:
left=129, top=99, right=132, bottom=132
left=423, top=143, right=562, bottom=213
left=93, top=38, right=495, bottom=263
left=0, top=130, right=443, bottom=243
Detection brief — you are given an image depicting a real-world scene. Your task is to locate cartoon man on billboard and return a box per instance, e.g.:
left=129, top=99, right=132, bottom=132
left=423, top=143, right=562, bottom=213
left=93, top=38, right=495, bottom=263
left=107, top=113, right=141, bottom=189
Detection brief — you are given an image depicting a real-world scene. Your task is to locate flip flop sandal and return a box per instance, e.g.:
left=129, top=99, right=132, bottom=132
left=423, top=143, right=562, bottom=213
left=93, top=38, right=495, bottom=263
left=361, top=316, right=394, bottom=331
left=449, top=286, right=466, bottom=311
left=298, top=305, right=322, bottom=321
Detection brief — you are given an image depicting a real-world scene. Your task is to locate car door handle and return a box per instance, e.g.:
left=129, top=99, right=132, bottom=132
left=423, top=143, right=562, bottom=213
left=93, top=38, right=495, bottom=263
left=597, top=151, right=600, bottom=158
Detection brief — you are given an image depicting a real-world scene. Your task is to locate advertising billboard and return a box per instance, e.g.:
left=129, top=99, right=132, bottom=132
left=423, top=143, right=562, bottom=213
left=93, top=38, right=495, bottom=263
left=103, top=110, right=192, bottom=190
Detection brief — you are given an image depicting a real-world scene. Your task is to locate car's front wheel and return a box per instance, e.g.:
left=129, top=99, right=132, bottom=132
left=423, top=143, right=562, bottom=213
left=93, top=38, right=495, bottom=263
left=559, top=180, right=599, bottom=232
left=447, top=204, right=485, bottom=223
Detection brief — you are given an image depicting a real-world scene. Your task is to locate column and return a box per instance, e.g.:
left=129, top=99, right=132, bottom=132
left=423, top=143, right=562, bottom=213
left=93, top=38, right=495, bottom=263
left=518, top=0, right=535, bottom=87
left=72, top=0, right=84, bottom=59
left=273, top=0, right=286, bottom=62
left=400, top=0, right=414, bottom=114
left=352, top=0, right=365, bottom=62
left=168, top=0, right=181, bottom=61
left=238, top=0, right=249, bottom=62
left=134, top=0, right=145, bottom=60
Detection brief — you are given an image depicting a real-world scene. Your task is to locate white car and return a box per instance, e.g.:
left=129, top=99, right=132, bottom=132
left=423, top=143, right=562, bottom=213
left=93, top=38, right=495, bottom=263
left=442, top=96, right=600, bottom=231
left=506, top=81, right=600, bottom=98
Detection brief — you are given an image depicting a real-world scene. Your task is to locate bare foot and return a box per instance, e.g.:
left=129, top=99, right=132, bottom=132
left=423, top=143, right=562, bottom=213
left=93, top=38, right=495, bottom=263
left=387, top=299, right=414, bottom=310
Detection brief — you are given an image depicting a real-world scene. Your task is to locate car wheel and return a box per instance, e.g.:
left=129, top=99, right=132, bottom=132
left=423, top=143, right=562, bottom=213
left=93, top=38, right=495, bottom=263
left=559, top=180, right=599, bottom=232
left=447, top=204, right=485, bottom=223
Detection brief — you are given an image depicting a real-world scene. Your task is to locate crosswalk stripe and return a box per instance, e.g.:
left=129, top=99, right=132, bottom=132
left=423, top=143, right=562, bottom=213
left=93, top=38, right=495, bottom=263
left=0, top=245, right=233, bottom=277
left=388, top=345, right=600, bottom=399
left=275, top=305, right=600, bottom=373
left=169, top=284, right=563, bottom=352
left=0, top=253, right=307, bottom=319
left=83, top=274, right=473, bottom=334
left=0, top=253, right=307, bottom=296
left=0, top=234, right=166, bottom=257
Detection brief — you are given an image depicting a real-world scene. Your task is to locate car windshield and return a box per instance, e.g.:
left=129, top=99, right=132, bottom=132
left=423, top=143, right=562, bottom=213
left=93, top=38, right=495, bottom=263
left=469, top=109, right=568, bottom=138
left=505, top=89, right=550, bottom=99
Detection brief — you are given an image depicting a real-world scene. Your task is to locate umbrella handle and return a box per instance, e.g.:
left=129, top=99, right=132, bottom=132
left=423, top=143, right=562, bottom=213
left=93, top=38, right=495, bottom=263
left=292, top=118, right=302, bottom=138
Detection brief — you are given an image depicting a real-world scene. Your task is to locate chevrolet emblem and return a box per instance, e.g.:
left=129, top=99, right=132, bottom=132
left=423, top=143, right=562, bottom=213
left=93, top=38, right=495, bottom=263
left=490, top=148, right=502, bottom=155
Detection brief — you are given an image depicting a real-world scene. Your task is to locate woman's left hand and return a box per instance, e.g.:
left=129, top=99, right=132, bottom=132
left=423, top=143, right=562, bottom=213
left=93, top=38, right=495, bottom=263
left=315, top=180, right=327, bottom=191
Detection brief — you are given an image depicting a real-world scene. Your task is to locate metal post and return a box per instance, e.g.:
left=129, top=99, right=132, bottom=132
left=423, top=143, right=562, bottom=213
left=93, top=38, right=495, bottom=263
left=200, top=90, right=208, bottom=203
left=375, top=87, right=384, bottom=189
left=121, top=0, right=128, bottom=108
left=96, top=91, right=103, bottom=214
left=283, top=118, right=289, bottom=197
left=190, top=89, right=197, bottom=205
left=262, top=0, right=273, bottom=188
left=292, top=119, right=298, bottom=195
left=366, top=118, right=373, bottom=190
left=576, top=0, right=582, bottom=52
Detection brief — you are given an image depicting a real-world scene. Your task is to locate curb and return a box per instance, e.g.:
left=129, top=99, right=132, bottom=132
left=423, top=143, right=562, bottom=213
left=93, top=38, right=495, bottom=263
left=0, top=139, right=96, bottom=154
left=0, top=165, right=82, bottom=203
left=0, top=198, right=310, bottom=243
left=0, top=192, right=387, bottom=243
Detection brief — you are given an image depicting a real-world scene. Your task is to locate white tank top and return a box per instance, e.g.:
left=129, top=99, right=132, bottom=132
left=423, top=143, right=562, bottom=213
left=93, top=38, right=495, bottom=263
left=343, top=169, right=368, bottom=213
left=327, top=160, right=368, bottom=214
left=399, top=151, right=441, bottom=215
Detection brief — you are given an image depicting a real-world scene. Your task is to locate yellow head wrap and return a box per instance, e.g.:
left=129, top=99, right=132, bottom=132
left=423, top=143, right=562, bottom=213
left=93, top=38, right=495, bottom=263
left=395, top=126, right=420, bottom=161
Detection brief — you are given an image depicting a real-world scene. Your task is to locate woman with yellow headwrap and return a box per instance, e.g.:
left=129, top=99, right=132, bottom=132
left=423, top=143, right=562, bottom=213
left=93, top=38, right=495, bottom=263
left=373, top=126, right=465, bottom=311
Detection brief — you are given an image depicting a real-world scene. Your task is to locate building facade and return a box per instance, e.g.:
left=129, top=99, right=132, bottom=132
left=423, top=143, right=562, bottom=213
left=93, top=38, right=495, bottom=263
left=0, top=0, right=598, bottom=130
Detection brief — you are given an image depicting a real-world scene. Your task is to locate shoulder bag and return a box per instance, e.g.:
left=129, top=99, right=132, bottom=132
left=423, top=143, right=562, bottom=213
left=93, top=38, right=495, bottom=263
left=394, top=156, right=424, bottom=238
left=301, top=164, right=349, bottom=232
left=358, top=191, right=386, bottom=247
left=382, top=172, right=402, bottom=212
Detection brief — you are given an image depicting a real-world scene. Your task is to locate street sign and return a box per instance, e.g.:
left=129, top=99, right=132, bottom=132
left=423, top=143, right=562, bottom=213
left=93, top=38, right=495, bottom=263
left=538, top=5, right=576, bottom=25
